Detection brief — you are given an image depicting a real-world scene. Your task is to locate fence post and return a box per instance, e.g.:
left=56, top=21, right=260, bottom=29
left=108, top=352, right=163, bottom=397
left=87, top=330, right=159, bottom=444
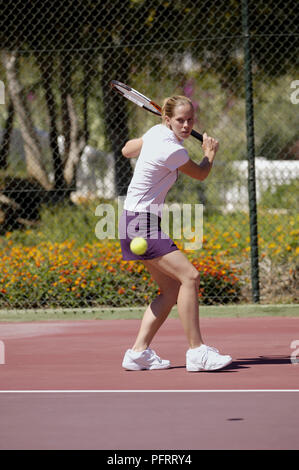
left=242, top=0, right=260, bottom=303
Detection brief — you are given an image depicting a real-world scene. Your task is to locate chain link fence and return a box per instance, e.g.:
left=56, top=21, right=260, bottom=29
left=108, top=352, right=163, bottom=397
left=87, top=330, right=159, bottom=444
left=0, top=0, right=298, bottom=310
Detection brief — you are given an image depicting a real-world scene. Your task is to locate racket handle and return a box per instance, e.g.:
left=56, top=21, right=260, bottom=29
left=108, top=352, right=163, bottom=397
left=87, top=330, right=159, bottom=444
left=191, top=129, right=203, bottom=142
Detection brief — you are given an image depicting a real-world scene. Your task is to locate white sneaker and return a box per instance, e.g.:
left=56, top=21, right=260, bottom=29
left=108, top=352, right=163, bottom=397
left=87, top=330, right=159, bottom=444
left=122, top=348, right=171, bottom=371
left=186, top=344, right=232, bottom=372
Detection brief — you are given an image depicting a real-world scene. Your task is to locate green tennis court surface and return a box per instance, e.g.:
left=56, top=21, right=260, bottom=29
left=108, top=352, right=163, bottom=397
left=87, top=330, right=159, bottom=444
left=0, top=304, right=298, bottom=322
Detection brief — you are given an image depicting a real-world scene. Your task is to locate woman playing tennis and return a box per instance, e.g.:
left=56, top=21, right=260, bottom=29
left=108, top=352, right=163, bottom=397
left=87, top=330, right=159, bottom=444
left=119, top=95, right=232, bottom=372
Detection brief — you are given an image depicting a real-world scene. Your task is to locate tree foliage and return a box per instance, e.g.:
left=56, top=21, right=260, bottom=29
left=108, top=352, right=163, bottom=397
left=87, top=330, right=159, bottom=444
left=0, top=0, right=297, bottom=193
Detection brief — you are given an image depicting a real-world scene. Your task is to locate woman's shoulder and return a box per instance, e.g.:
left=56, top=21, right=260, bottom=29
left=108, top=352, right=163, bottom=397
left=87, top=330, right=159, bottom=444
left=144, top=124, right=183, bottom=147
left=143, top=124, right=164, bottom=138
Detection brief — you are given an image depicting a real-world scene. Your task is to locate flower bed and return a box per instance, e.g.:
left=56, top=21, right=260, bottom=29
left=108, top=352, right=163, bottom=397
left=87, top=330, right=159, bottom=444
left=0, top=239, right=242, bottom=309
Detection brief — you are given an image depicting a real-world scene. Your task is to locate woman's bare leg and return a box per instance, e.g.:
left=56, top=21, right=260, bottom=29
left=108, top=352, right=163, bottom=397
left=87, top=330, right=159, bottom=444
left=145, top=250, right=204, bottom=349
left=132, top=263, right=180, bottom=351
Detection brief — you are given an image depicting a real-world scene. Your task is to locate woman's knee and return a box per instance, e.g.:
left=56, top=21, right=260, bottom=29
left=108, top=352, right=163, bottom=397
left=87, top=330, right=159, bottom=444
left=183, top=269, right=200, bottom=286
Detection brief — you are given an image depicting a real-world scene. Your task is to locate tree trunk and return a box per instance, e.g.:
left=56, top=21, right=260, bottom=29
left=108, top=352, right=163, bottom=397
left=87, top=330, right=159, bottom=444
left=38, top=54, right=66, bottom=194
left=0, top=97, right=14, bottom=170
left=101, top=50, right=133, bottom=196
left=59, top=53, right=85, bottom=189
left=1, top=51, right=52, bottom=190
left=63, top=94, right=85, bottom=187
left=60, top=52, right=72, bottom=162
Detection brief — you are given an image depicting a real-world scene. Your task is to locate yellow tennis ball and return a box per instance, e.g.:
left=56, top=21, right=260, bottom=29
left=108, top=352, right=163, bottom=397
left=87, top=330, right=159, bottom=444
left=130, top=237, right=148, bottom=255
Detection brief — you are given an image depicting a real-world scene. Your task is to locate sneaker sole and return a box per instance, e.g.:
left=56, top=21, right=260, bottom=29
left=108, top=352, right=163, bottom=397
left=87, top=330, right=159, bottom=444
left=148, top=363, right=171, bottom=370
left=122, top=362, right=145, bottom=371
left=186, top=357, right=233, bottom=372
left=122, top=362, right=171, bottom=371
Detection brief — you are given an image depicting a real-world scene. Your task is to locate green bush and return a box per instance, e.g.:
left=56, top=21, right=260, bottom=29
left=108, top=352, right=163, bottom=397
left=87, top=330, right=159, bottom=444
left=0, top=238, right=242, bottom=308
left=259, top=179, right=299, bottom=210
left=0, top=198, right=298, bottom=308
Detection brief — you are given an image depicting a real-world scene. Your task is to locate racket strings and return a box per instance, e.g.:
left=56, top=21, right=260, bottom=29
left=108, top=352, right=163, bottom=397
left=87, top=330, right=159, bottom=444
left=111, top=81, right=161, bottom=116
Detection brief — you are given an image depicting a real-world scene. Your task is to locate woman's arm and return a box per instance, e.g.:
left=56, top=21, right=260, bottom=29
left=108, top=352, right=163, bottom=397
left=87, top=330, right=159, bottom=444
left=122, top=138, right=143, bottom=158
left=179, top=133, right=219, bottom=181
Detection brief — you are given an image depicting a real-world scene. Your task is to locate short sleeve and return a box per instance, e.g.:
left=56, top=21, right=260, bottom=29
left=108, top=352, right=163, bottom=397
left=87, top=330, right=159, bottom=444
left=142, top=127, right=152, bottom=143
left=164, top=149, right=189, bottom=171
left=142, top=125, right=160, bottom=143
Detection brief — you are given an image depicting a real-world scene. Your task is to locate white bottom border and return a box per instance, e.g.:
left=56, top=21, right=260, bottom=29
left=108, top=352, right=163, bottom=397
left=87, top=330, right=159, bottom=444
left=0, top=389, right=298, bottom=393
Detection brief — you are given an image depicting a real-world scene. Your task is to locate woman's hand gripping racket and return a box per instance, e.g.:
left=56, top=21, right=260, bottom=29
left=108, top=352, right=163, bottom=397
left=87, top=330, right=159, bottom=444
left=110, top=80, right=203, bottom=142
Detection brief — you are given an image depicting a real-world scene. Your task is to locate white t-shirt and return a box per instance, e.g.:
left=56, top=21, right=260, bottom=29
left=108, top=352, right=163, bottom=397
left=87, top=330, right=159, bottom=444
left=124, top=124, right=189, bottom=217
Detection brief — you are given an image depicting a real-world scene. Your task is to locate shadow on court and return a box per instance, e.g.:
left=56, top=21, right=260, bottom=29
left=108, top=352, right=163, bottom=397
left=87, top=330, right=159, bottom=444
left=235, top=355, right=292, bottom=366
left=177, top=356, right=293, bottom=374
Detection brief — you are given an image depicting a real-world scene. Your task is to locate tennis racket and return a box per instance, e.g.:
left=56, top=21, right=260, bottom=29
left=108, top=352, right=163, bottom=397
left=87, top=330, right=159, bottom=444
left=110, top=80, right=203, bottom=142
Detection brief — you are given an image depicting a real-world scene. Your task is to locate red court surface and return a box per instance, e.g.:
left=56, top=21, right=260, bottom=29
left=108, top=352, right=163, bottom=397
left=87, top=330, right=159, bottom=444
left=0, top=317, right=298, bottom=449
left=0, top=391, right=298, bottom=450
left=0, top=317, right=298, bottom=390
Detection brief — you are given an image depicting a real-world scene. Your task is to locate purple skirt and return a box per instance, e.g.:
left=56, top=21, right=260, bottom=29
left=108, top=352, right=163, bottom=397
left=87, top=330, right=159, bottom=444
left=119, top=210, right=178, bottom=261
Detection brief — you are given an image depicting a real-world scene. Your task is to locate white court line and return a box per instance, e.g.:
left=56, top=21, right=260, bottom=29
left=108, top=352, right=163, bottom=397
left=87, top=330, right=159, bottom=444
left=0, top=389, right=298, bottom=393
